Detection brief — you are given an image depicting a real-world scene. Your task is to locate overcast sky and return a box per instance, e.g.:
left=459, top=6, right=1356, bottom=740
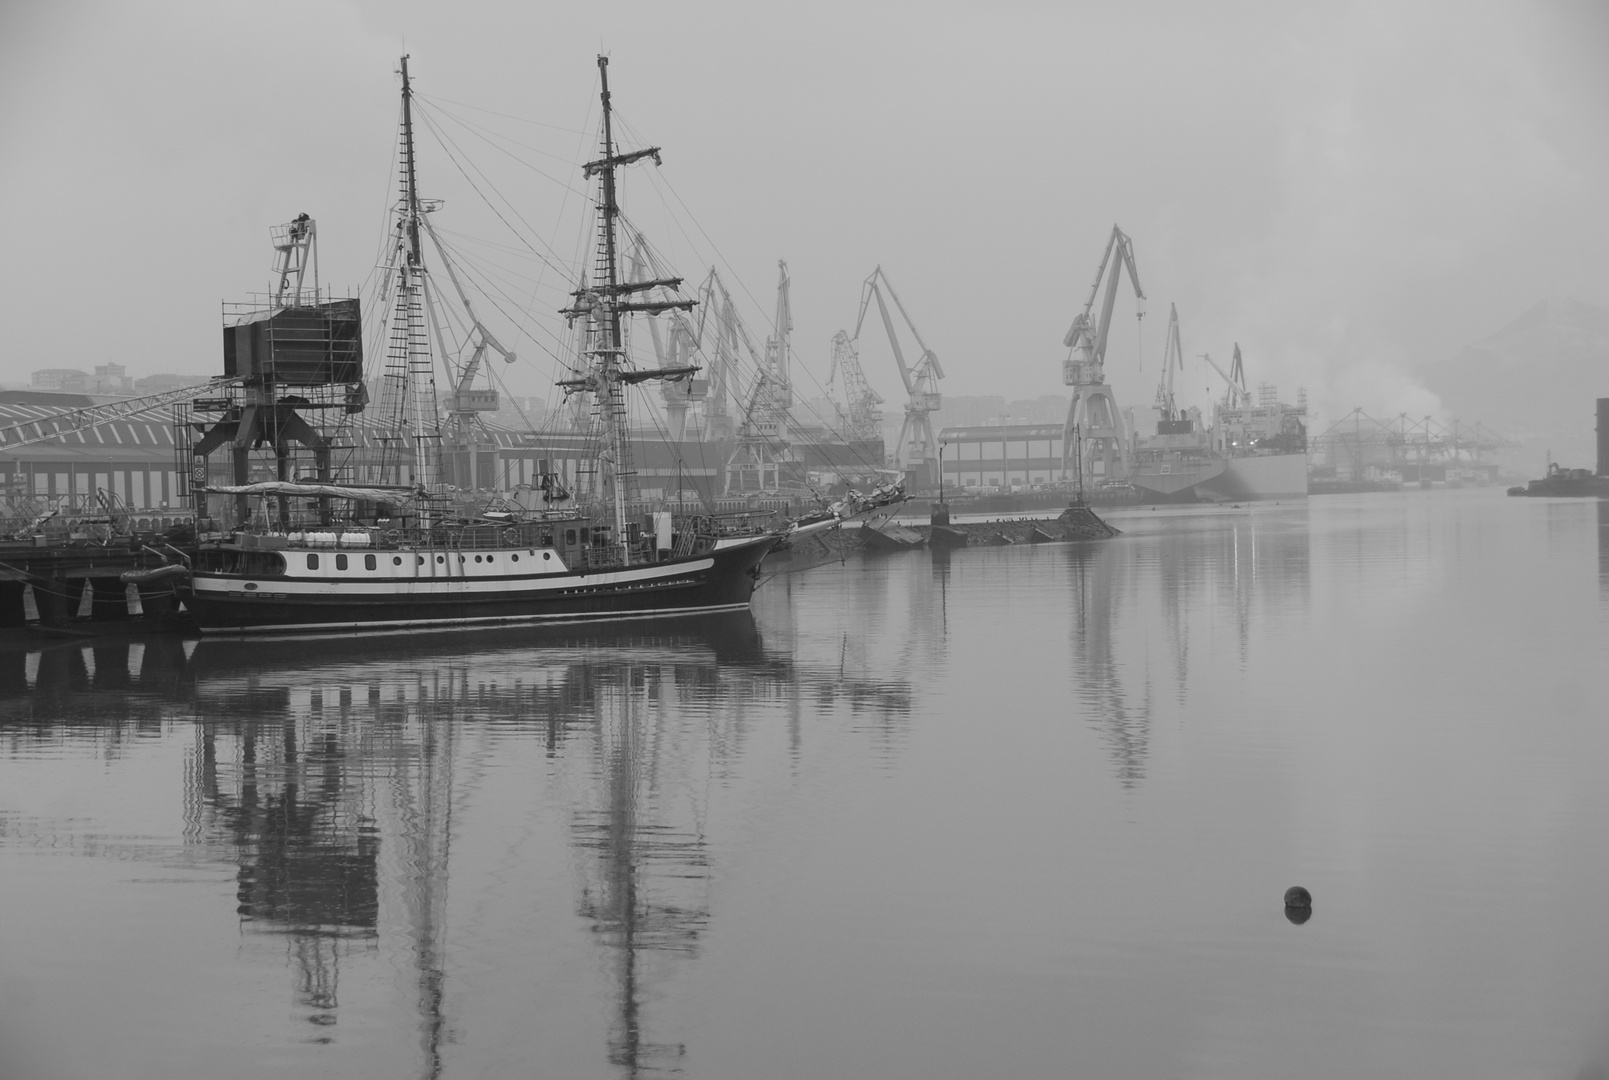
left=3, top=0, right=1606, bottom=431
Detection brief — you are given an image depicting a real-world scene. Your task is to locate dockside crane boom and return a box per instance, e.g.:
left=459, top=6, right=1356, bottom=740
left=853, top=266, right=943, bottom=484
left=1063, top=224, right=1145, bottom=484
left=1063, top=224, right=1145, bottom=386
left=1203, top=344, right=1251, bottom=409
left=0, top=377, right=245, bottom=454
left=1154, top=303, right=1184, bottom=421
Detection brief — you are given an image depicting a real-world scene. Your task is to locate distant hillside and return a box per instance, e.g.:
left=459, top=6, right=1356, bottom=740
left=1419, top=297, right=1609, bottom=471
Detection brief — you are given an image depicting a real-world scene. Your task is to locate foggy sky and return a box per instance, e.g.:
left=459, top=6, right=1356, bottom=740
left=2, top=0, right=1606, bottom=433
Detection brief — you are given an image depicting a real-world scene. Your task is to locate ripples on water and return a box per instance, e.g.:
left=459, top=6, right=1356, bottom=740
left=2, top=491, right=1607, bottom=1079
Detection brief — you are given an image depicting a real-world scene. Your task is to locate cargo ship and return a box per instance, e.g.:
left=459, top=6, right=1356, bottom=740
left=1129, top=330, right=1307, bottom=502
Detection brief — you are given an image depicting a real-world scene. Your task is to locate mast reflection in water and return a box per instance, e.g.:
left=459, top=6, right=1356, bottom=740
left=0, top=610, right=912, bottom=1079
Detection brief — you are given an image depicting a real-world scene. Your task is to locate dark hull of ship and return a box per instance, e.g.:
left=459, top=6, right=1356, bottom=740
left=180, top=537, right=776, bottom=634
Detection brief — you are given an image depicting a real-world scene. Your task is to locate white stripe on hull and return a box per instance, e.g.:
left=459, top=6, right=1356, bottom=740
left=190, top=556, right=719, bottom=599
left=199, top=600, right=756, bottom=636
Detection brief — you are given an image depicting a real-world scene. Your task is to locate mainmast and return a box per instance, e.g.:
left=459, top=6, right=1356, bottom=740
left=560, top=56, right=695, bottom=564
left=596, top=57, right=632, bottom=560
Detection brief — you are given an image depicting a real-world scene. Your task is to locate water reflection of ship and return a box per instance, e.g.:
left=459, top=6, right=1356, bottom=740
left=3, top=607, right=910, bottom=1077
left=172, top=609, right=911, bottom=1078
left=1599, top=501, right=1609, bottom=600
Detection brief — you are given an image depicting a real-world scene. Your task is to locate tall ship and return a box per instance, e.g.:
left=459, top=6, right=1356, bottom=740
left=165, top=56, right=788, bottom=634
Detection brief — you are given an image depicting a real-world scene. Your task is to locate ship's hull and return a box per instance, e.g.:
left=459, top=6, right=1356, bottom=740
left=180, top=535, right=776, bottom=634
left=1130, top=452, right=1307, bottom=501
left=1195, top=453, right=1308, bottom=500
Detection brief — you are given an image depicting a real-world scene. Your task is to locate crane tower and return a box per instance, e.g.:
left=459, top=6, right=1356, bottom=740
left=1063, top=224, right=1145, bottom=483
left=854, top=267, right=942, bottom=486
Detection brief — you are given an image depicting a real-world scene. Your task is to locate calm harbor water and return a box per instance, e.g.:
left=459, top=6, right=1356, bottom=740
left=3, top=489, right=1608, bottom=1079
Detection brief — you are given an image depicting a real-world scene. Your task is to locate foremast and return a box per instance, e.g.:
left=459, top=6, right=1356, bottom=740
left=561, top=55, right=696, bottom=564
left=376, top=55, right=443, bottom=500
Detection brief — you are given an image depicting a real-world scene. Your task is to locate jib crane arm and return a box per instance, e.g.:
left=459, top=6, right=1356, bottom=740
left=0, top=378, right=245, bottom=454
left=1063, top=224, right=1145, bottom=364
left=419, top=216, right=516, bottom=394
left=852, top=266, right=943, bottom=394
left=1202, top=345, right=1251, bottom=408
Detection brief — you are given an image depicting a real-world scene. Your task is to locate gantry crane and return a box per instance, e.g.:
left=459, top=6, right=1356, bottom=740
left=853, top=266, right=943, bottom=485
left=1063, top=224, right=1145, bottom=483
left=826, top=330, right=883, bottom=442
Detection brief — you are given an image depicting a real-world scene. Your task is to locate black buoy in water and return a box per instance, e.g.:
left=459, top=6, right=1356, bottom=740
left=1284, top=885, right=1312, bottom=924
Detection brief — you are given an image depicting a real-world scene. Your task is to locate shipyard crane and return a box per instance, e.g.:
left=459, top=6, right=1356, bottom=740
left=853, top=266, right=943, bottom=485
left=826, top=330, right=884, bottom=442
left=625, top=229, right=710, bottom=442
left=1202, top=344, right=1251, bottom=409
left=418, top=216, right=517, bottom=488
left=272, top=213, right=318, bottom=308
left=724, top=261, right=794, bottom=493
left=1154, top=303, right=1185, bottom=423
left=1063, top=225, right=1145, bottom=483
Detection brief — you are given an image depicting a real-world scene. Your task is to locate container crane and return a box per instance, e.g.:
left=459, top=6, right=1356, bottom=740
left=1063, top=224, right=1145, bottom=483
left=853, top=266, right=942, bottom=486
left=826, top=330, right=883, bottom=442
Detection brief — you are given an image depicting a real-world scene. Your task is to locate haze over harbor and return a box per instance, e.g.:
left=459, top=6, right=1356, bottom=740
left=3, top=1, right=1607, bottom=465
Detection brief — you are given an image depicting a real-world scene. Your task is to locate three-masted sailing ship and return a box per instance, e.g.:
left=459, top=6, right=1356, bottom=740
left=172, top=56, right=780, bottom=634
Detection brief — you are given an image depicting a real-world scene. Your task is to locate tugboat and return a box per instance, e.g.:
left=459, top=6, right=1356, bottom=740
left=168, top=57, right=780, bottom=634
left=1507, top=461, right=1609, bottom=498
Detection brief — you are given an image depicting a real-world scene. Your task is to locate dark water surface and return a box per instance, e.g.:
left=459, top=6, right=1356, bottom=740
left=3, top=490, right=1608, bottom=1079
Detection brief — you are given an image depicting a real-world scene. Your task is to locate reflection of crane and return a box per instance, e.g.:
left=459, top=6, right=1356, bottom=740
left=1063, top=225, right=1145, bottom=483
left=825, top=331, right=883, bottom=442
left=853, top=267, right=943, bottom=485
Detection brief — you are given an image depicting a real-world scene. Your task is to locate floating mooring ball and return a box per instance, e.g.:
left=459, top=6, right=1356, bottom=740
left=1284, top=886, right=1312, bottom=909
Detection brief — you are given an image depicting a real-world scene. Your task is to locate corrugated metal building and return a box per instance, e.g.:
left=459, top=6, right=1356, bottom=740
left=937, top=423, right=1067, bottom=488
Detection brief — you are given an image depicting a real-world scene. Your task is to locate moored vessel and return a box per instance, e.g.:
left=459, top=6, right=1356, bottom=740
left=168, top=56, right=782, bottom=633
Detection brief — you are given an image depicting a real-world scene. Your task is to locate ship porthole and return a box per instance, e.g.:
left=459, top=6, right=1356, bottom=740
left=393, top=556, right=403, bottom=566
left=244, top=582, right=258, bottom=591
left=543, top=552, right=551, bottom=560
left=436, top=555, right=444, bottom=564
left=459, top=555, right=466, bottom=563
left=474, top=555, right=482, bottom=563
